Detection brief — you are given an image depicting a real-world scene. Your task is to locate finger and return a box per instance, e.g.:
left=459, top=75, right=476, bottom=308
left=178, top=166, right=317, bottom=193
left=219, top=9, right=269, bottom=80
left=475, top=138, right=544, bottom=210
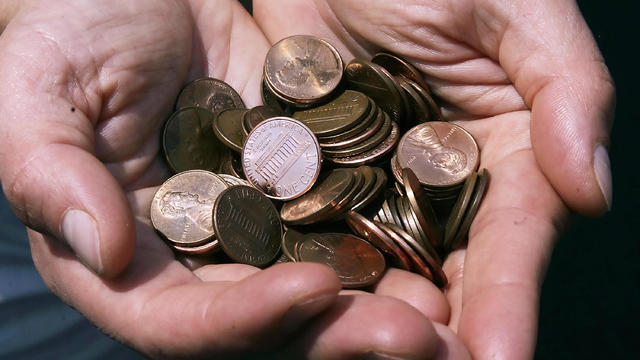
left=29, top=227, right=342, bottom=358
left=279, top=294, right=441, bottom=360
left=372, top=268, right=450, bottom=324
left=432, top=323, right=472, bottom=360
left=442, top=249, right=465, bottom=332
left=470, top=0, right=615, bottom=215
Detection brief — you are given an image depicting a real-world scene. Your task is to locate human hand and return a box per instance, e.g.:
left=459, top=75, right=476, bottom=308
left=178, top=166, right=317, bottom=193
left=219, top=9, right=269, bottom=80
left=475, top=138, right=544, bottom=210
left=253, top=0, right=614, bottom=358
left=0, top=0, right=469, bottom=358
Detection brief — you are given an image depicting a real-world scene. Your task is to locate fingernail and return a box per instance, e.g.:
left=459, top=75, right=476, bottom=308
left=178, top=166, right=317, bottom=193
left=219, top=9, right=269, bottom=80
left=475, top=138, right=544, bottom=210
left=594, top=144, right=612, bottom=211
left=62, top=209, right=103, bottom=274
left=363, top=351, right=410, bottom=360
left=281, top=294, right=335, bottom=333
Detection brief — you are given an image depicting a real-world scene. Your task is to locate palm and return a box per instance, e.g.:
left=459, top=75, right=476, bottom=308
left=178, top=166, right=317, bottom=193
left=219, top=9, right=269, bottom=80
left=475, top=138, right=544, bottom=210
left=254, top=0, right=568, bottom=358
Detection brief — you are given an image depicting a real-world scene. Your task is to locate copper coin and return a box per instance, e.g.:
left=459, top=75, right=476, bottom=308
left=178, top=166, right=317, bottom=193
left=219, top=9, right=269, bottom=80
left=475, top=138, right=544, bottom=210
left=282, top=227, right=306, bottom=262
left=323, top=167, right=366, bottom=222
left=264, top=35, right=343, bottom=103
left=395, top=195, right=424, bottom=248
left=444, top=171, right=478, bottom=249
left=213, top=185, right=282, bottom=267
left=319, top=105, right=383, bottom=150
left=172, top=239, right=220, bottom=255
left=371, top=52, right=430, bottom=94
left=162, top=107, right=226, bottom=173
left=345, top=212, right=412, bottom=271
left=261, top=79, right=287, bottom=114
left=375, top=222, right=433, bottom=281
left=343, top=166, right=376, bottom=211
left=381, top=195, right=398, bottom=227
left=399, top=196, right=442, bottom=266
left=322, top=112, right=392, bottom=158
left=349, top=167, right=388, bottom=213
left=280, top=168, right=355, bottom=225
left=213, top=108, right=247, bottom=153
left=390, top=153, right=403, bottom=184
left=243, top=105, right=283, bottom=135
left=293, top=90, right=370, bottom=137
left=218, top=173, right=252, bottom=187
left=150, top=170, right=229, bottom=246
left=296, top=233, right=385, bottom=288
left=397, top=122, right=479, bottom=188
left=325, top=120, right=400, bottom=166
left=383, top=223, right=447, bottom=288
left=242, top=117, right=322, bottom=200
left=176, top=77, right=245, bottom=114
left=397, top=77, right=430, bottom=124
left=450, top=168, right=490, bottom=251
left=406, top=79, right=444, bottom=122
left=402, top=167, right=443, bottom=250
left=344, top=58, right=405, bottom=125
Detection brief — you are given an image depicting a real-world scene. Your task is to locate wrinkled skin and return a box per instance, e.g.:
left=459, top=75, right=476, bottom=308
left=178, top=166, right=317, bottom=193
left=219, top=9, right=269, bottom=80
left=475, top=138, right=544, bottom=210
left=0, top=0, right=613, bottom=359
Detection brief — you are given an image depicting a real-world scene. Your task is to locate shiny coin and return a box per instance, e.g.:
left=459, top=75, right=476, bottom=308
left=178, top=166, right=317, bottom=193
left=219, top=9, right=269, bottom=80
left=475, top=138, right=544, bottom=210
left=386, top=194, right=404, bottom=230
left=344, top=58, right=405, bottom=125
left=151, top=170, right=229, bottom=246
left=176, top=77, right=245, bottom=114
left=399, top=196, right=442, bottom=265
left=397, top=122, right=479, bottom=188
left=322, top=111, right=392, bottom=158
left=163, top=107, right=226, bottom=173
left=242, top=117, right=322, bottom=200
left=350, top=167, right=388, bottom=213
left=444, top=171, right=478, bottom=249
left=345, top=212, right=412, bottom=271
left=371, top=52, right=430, bottom=93
left=324, top=167, right=366, bottom=222
left=343, top=166, right=376, bottom=211
left=213, top=108, right=247, bottom=153
left=264, top=35, right=343, bottom=104
left=280, top=168, right=355, bottom=225
left=325, top=121, right=400, bottom=166
left=213, top=185, right=282, bottom=267
left=296, top=233, right=385, bottom=288
left=243, top=105, right=283, bottom=135
left=293, top=90, right=370, bottom=137
left=403, top=167, right=443, bottom=250
left=282, top=227, right=306, bottom=262
left=450, top=168, right=490, bottom=251
left=376, top=221, right=434, bottom=282
left=172, top=240, right=220, bottom=255
left=218, top=173, right=252, bottom=187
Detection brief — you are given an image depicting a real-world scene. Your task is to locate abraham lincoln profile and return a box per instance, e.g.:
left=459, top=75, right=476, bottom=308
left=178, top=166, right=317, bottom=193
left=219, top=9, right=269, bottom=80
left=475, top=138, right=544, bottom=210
left=159, top=191, right=214, bottom=233
left=406, top=125, right=467, bottom=174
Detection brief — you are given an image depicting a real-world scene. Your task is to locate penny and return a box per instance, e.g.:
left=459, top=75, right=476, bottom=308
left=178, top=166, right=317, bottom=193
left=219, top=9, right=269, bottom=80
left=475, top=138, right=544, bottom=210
left=150, top=170, right=229, bottom=246
left=322, top=111, right=392, bottom=158
left=444, top=171, right=478, bottom=249
left=384, top=223, right=447, bottom=288
left=280, top=168, right=355, bottom=225
left=406, top=79, right=444, bottom=122
left=324, top=167, right=366, bottom=221
left=282, top=227, right=306, bottom=262
left=403, top=167, right=444, bottom=250
left=371, top=52, right=430, bottom=94
left=293, top=90, right=370, bottom=137
left=176, top=77, right=245, bottom=114
left=264, top=35, right=343, bottom=104
left=381, top=195, right=396, bottom=227
left=213, top=185, right=282, bottom=267
left=397, top=122, right=479, bottom=188
left=399, top=195, right=442, bottom=265
left=450, top=168, right=490, bottom=251
left=397, top=77, right=430, bottom=124
left=344, top=58, right=405, bottom=125
left=242, top=117, right=322, bottom=200
left=275, top=252, right=292, bottom=264
left=296, top=233, right=385, bottom=288
left=395, top=195, right=422, bottom=246
left=213, top=108, right=247, bottom=153
left=261, top=79, right=287, bottom=114
left=325, top=120, right=400, bottom=166
left=375, top=222, right=434, bottom=282
left=162, top=107, right=226, bottom=173
left=218, top=173, right=252, bottom=187
left=349, top=167, right=388, bottom=213
left=345, top=212, right=412, bottom=271
left=390, top=153, right=403, bottom=184
left=243, top=105, right=283, bottom=135
left=319, top=106, right=384, bottom=150
left=342, top=166, right=376, bottom=211
left=172, top=239, right=220, bottom=255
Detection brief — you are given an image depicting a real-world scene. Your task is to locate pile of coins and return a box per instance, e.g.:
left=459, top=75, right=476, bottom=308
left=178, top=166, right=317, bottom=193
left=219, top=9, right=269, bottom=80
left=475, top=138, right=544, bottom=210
left=151, top=34, right=490, bottom=290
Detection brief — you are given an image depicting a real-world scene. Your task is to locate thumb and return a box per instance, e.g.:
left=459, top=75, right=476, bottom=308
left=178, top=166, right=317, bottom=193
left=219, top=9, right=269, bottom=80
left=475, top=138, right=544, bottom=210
left=0, top=33, right=134, bottom=278
left=496, top=0, right=615, bottom=216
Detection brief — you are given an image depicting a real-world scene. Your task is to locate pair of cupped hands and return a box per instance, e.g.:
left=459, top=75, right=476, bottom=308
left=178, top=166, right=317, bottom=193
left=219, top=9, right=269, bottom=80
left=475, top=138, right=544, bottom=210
left=0, top=0, right=614, bottom=359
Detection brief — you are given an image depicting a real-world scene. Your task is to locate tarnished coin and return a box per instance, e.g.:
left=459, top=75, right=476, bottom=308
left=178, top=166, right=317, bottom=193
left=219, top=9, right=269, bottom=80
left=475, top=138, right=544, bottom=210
left=406, top=79, right=444, bottom=122
left=371, top=52, right=430, bottom=93
left=163, top=107, right=226, bottom=173
left=444, top=171, right=478, bottom=249
left=398, top=196, right=442, bottom=265
left=450, top=168, right=490, bottom=251
left=176, top=77, right=245, bottom=113
left=280, top=168, right=355, bottom=225
left=213, top=108, right=248, bottom=153
left=324, top=167, right=366, bottom=221
left=243, top=105, right=283, bottom=135
left=293, top=90, right=370, bottom=137
left=282, top=227, right=306, bottom=262
left=343, top=166, right=376, bottom=210
left=403, top=167, right=443, bottom=250
left=350, top=167, right=388, bottom=213
left=296, top=233, right=385, bottom=288
left=261, top=79, right=287, bottom=114
left=242, top=117, right=322, bottom=200
left=264, top=35, right=343, bottom=103
left=150, top=170, right=229, bottom=246
left=375, top=221, right=434, bottom=282
left=213, top=185, right=282, bottom=267
left=319, top=106, right=383, bottom=150
left=218, top=173, right=252, bottom=187
left=172, top=240, right=220, bottom=255
left=397, top=122, right=479, bottom=188
left=325, top=121, right=400, bottom=166
left=344, top=58, right=405, bottom=125
left=345, top=212, right=412, bottom=271
left=397, top=77, right=430, bottom=124
left=322, top=112, right=392, bottom=158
